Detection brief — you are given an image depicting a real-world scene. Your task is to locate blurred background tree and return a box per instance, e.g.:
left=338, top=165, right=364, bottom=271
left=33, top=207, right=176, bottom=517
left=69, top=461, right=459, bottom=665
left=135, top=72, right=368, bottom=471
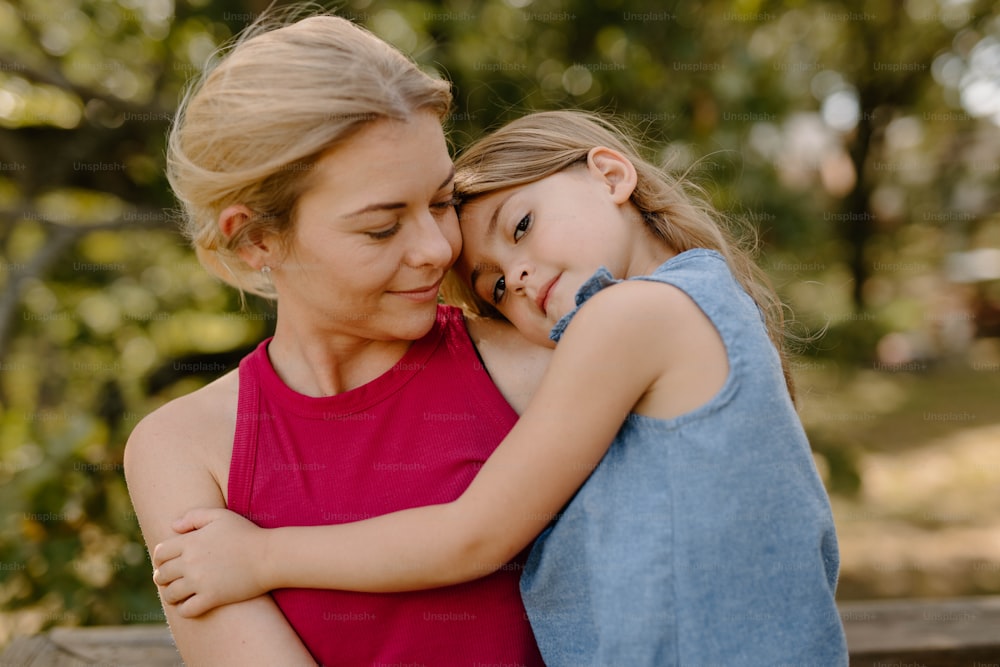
left=1, top=0, right=998, bottom=643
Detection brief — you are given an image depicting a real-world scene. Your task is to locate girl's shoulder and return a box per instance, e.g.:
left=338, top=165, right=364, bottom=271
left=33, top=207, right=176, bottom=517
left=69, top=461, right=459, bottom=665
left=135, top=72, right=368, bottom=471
left=560, top=279, right=729, bottom=421
left=564, top=274, right=711, bottom=343
left=550, top=250, right=726, bottom=343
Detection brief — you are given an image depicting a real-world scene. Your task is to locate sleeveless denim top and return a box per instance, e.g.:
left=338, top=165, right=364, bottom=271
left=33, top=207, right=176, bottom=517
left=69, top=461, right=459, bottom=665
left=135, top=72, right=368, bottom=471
left=521, top=249, right=848, bottom=666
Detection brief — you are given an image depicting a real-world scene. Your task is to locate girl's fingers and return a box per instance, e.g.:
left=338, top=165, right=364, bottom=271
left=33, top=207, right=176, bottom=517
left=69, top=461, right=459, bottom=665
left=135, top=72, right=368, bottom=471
left=152, top=560, right=180, bottom=586
left=152, top=537, right=181, bottom=567
left=171, top=507, right=225, bottom=534
left=178, top=594, right=213, bottom=618
left=159, top=578, right=194, bottom=606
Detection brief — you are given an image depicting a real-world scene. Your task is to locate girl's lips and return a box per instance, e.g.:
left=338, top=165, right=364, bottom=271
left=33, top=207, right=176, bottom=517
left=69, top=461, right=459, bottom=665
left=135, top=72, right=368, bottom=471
left=537, top=274, right=561, bottom=315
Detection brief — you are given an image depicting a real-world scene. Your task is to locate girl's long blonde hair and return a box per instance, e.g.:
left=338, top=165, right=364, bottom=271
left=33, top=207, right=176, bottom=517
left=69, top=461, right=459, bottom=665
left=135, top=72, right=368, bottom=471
left=167, top=13, right=452, bottom=298
left=446, top=110, right=796, bottom=398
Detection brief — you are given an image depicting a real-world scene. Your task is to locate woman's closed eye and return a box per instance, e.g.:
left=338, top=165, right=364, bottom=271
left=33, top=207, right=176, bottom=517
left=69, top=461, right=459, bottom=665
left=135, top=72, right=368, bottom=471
left=364, top=196, right=455, bottom=240
left=365, top=222, right=401, bottom=240
left=431, top=194, right=459, bottom=216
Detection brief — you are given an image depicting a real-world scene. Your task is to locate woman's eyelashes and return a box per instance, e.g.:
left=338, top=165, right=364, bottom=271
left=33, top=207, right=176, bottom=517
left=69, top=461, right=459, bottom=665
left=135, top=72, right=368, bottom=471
left=365, top=196, right=456, bottom=240
left=430, top=192, right=459, bottom=218
left=432, top=194, right=459, bottom=213
left=366, top=222, right=401, bottom=240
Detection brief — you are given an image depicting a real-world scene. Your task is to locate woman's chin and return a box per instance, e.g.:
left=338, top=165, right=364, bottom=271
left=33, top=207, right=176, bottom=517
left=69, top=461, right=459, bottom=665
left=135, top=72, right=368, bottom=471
left=386, top=301, right=441, bottom=340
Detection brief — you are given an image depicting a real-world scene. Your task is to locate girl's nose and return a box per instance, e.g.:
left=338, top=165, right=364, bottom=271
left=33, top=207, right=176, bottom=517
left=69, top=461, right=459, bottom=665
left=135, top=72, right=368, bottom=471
left=508, top=265, right=530, bottom=294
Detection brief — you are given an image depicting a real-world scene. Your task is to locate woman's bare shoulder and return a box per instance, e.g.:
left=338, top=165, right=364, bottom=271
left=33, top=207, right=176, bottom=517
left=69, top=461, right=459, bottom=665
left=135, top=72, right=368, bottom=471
left=124, top=370, right=240, bottom=499
left=122, top=373, right=317, bottom=663
left=128, top=370, right=238, bottom=449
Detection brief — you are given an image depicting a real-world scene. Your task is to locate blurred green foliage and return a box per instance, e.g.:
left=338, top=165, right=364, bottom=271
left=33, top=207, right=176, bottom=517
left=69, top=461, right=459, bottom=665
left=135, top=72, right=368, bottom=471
left=0, top=0, right=999, bottom=639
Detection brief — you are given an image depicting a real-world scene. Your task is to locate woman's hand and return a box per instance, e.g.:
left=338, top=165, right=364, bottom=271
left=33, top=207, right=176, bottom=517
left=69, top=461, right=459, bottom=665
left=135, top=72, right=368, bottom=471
left=153, top=508, right=273, bottom=618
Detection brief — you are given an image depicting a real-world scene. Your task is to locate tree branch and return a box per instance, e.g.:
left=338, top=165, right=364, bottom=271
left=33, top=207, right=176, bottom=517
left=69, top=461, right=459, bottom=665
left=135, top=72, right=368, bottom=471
left=0, top=208, right=176, bottom=372
left=0, top=206, right=175, bottom=231
left=0, top=56, right=169, bottom=117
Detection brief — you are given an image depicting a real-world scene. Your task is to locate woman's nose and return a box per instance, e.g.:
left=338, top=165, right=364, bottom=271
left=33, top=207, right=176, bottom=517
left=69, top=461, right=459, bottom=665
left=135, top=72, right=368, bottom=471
left=408, top=211, right=457, bottom=268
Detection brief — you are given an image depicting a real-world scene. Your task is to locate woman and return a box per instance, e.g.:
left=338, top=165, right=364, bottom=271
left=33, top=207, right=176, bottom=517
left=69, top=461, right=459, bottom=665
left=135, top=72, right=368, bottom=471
left=124, top=13, right=549, bottom=666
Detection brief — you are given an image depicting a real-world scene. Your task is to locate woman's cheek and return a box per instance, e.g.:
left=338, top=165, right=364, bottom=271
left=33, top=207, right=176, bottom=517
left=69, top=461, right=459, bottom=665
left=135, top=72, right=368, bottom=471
left=444, top=212, right=462, bottom=263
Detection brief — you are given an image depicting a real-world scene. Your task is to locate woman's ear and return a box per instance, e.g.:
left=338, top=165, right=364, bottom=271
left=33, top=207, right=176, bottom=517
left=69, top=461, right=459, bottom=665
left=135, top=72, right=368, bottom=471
left=586, top=146, right=638, bottom=204
left=219, top=204, right=275, bottom=270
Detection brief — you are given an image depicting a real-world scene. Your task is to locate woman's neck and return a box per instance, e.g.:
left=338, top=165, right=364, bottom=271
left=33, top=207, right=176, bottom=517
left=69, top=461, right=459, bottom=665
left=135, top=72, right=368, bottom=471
left=266, top=311, right=413, bottom=398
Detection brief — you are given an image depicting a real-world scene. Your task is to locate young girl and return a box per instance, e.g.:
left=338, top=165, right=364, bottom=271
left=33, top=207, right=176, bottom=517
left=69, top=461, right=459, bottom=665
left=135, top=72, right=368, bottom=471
left=152, top=110, right=849, bottom=665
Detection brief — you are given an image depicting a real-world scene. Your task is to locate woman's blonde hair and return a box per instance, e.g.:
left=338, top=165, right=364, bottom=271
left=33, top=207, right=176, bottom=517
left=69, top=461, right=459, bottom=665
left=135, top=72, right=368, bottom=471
left=445, top=110, right=796, bottom=398
left=167, top=13, right=452, bottom=298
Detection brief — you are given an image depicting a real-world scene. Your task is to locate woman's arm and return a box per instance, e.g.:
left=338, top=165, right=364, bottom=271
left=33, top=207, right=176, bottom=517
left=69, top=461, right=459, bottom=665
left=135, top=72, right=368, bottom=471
left=154, top=281, right=706, bottom=616
left=125, top=383, right=317, bottom=666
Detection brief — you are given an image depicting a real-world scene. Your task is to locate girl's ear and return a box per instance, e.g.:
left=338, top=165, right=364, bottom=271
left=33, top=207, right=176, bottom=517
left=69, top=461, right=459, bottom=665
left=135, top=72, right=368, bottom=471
left=586, top=146, right=637, bottom=204
left=219, top=204, right=278, bottom=270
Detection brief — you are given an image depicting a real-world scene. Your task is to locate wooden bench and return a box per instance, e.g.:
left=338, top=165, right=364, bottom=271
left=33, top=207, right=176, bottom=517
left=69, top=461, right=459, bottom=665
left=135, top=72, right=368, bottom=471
left=0, top=624, right=180, bottom=667
left=840, top=595, right=1000, bottom=666
left=2, top=596, right=999, bottom=666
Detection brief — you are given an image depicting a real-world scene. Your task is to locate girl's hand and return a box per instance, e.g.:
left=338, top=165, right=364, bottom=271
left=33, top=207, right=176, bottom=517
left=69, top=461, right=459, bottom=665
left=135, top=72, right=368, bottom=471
left=152, top=508, right=272, bottom=618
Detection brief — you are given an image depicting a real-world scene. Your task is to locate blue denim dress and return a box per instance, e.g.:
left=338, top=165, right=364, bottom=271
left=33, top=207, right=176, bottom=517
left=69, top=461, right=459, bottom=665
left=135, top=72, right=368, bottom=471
left=521, top=249, right=848, bottom=666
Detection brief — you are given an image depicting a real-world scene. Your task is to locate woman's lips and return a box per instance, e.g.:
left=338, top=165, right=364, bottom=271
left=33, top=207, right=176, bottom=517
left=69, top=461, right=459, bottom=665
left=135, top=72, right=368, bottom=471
left=390, top=278, right=443, bottom=302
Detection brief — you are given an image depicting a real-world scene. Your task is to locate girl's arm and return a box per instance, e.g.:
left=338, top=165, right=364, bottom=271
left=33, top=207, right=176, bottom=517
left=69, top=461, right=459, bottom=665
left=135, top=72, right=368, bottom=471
left=126, top=384, right=317, bottom=665
left=155, top=281, right=691, bottom=618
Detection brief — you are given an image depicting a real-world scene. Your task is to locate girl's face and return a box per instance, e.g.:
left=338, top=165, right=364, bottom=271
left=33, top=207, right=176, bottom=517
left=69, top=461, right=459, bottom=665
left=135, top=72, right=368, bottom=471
left=270, top=112, right=461, bottom=342
left=455, top=156, right=665, bottom=346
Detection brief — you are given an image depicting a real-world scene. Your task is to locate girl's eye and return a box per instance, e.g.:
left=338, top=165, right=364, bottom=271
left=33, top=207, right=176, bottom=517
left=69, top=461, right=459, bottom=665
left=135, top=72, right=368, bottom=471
left=513, top=214, right=531, bottom=241
left=366, top=222, right=400, bottom=240
left=491, top=276, right=506, bottom=304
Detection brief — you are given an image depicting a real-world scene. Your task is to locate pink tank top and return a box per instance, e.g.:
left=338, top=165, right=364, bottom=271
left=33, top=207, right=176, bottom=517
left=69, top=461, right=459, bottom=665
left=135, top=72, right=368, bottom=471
left=228, top=305, right=543, bottom=666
